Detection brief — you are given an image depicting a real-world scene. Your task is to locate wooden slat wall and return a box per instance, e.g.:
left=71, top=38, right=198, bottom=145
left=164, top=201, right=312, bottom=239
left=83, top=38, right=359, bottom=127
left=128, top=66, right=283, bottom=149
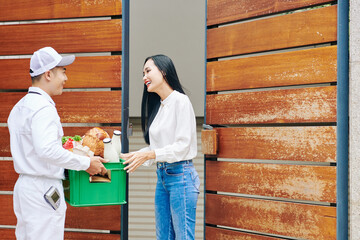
left=0, top=1, right=123, bottom=239
left=205, top=1, right=337, bottom=239
left=0, top=0, right=121, bottom=21
left=0, top=56, right=122, bottom=89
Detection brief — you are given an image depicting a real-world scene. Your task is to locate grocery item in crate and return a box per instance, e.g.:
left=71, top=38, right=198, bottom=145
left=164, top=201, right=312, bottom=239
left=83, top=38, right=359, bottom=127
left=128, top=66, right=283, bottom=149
left=62, top=135, right=82, bottom=151
left=73, top=143, right=94, bottom=157
left=112, top=130, right=122, bottom=156
left=82, top=127, right=110, bottom=157
left=103, top=138, right=120, bottom=162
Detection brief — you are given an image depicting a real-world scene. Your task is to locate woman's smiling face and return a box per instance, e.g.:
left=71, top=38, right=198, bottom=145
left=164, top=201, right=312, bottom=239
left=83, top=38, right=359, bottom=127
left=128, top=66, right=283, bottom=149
left=143, top=59, right=166, bottom=93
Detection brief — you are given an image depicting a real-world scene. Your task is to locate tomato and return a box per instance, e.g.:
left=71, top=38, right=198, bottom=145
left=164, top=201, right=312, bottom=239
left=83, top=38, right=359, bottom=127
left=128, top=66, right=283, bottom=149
left=62, top=138, right=74, bottom=149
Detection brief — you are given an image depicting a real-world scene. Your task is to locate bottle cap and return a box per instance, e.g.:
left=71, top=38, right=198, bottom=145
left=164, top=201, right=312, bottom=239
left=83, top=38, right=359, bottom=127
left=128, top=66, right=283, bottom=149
left=113, top=130, right=121, bottom=136
left=103, top=138, right=111, bottom=144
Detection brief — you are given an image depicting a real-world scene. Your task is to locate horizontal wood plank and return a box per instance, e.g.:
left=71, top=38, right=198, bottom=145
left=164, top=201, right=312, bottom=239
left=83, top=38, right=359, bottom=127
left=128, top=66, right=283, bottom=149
left=0, top=0, right=121, bottom=21
left=0, top=195, right=17, bottom=225
left=0, top=229, right=15, bottom=240
left=206, top=161, right=336, bottom=202
left=207, top=0, right=335, bottom=26
left=0, top=127, right=121, bottom=157
left=206, top=194, right=336, bottom=239
left=0, top=19, right=121, bottom=55
left=207, top=5, right=337, bottom=59
left=0, top=195, right=121, bottom=230
left=207, top=46, right=337, bottom=92
left=63, top=127, right=122, bottom=138
left=0, top=127, right=11, bottom=157
left=65, top=204, right=120, bottom=230
left=206, top=226, right=281, bottom=240
left=0, top=161, right=17, bottom=191
left=201, top=129, right=217, bottom=155
left=54, top=91, right=121, bottom=123
left=0, top=91, right=121, bottom=123
left=64, top=232, right=120, bottom=240
left=0, top=56, right=122, bottom=90
left=0, top=229, right=120, bottom=240
left=212, top=126, right=336, bottom=162
left=206, top=86, right=336, bottom=125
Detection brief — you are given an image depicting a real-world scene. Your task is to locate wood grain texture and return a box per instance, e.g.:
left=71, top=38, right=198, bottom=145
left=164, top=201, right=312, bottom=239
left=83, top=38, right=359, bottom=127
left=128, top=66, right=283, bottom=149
left=207, top=5, right=337, bottom=59
left=54, top=91, right=122, bottom=123
left=0, top=161, right=17, bottom=191
left=0, top=19, right=122, bottom=55
left=201, top=129, right=217, bottom=155
left=207, top=46, right=337, bottom=92
left=0, top=127, right=122, bottom=157
left=0, top=56, right=122, bottom=90
left=206, top=161, right=336, bottom=202
left=0, top=195, right=18, bottom=225
left=64, top=232, right=120, bottom=240
left=65, top=204, right=120, bottom=230
left=207, top=0, right=335, bottom=26
left=206, top=226, right=281, bottom=240
left=213, top=126, right=336, bottom=162
left=206, top=86, right=336, bottom=125
left=0, top=91, right=121, bottom=123
left=63, top=127, right=122, bottom=138
left=0, top=229, right=16, bottom=240
left=206, top=194, right=336, bottom=240
left=0, top=127, right=11, bottom=157
left=0, top=195, right=121, bottom=230
left=0, top=0, right=121, bottom=21
left=0, top=229, right=120, bottom=240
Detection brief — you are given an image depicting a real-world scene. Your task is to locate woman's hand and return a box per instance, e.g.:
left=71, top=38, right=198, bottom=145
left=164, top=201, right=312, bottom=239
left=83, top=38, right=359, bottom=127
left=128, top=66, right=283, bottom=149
left=121, top=151, right=155, bottom=173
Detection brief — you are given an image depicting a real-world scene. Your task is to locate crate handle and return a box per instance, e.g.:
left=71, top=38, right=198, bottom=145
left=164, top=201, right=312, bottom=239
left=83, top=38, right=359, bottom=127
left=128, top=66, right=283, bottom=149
left=89, top=170, right=112, bottom=183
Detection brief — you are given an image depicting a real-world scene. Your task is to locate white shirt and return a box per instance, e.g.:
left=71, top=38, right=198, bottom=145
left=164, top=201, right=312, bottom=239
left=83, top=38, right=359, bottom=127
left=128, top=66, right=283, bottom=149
left=141, top=90, right=197, bottom=166
left=7, top=87, right=90, bottom=179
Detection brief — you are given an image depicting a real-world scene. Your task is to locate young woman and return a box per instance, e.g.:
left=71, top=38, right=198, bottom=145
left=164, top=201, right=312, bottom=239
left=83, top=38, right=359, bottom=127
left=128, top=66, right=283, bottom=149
left=122, top=54, right=200, bottom=239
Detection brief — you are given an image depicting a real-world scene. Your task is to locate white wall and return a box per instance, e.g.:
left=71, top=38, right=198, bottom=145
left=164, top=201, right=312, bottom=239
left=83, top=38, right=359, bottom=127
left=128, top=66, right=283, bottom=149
left=129, top=0, right=206, bottom=117
left=349, top=0, right=360, bottom=239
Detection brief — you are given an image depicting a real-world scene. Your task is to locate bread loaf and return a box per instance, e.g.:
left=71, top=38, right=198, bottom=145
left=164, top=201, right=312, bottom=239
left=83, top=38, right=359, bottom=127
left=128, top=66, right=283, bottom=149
left=82, top=127, right=110, bottom=157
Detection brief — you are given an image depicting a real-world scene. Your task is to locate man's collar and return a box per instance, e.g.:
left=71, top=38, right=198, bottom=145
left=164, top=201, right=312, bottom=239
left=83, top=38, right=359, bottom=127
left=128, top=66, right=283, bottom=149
left=28, top=87, right=56, bottom=106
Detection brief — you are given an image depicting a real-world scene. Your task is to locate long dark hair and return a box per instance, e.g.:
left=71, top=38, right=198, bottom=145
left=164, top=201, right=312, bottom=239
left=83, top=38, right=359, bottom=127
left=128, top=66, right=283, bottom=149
left=141, top=54, right=185, bottom=144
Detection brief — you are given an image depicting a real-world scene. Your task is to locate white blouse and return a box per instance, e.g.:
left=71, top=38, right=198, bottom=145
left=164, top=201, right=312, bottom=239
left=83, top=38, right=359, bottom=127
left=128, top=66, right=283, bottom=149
left=140, top=90, right=197, bottom=166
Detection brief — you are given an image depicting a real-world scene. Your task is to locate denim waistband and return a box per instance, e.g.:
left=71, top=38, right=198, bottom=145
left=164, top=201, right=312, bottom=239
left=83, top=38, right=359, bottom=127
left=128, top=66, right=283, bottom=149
left=156, top=160, right=192, bottom=169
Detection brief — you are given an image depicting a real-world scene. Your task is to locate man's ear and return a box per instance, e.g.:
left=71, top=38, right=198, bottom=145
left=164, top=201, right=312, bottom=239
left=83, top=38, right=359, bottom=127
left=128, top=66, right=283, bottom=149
left=44, top=70, right=51, bottom=81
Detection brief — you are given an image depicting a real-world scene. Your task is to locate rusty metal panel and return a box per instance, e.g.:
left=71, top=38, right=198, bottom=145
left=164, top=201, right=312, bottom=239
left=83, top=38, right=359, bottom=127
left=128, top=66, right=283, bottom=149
left=201, top=129, right=217, bottom=155
left=206, top=194, right=336, bottom=240
left=206, top=86, right=337, bottom=125
left=207, top=5, right=337, bottom=59
left=214, top=127, right=336, bottom=162
left=207, top=46, right=337, bottom=92
left=207, top=0, right=335, bottom=26
left=206, top=226, right=281, bottom=240
left=206, top=161, right=336, bottom=202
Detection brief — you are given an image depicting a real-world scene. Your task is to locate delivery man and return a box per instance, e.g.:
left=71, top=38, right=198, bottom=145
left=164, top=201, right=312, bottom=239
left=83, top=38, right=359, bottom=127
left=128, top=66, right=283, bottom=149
left=7, top=47, right=108, bottom=240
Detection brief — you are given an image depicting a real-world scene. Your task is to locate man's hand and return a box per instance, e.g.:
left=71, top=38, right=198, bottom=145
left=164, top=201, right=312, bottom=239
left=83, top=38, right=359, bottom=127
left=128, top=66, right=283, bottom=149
left=85, top=156, right=109, bottom=176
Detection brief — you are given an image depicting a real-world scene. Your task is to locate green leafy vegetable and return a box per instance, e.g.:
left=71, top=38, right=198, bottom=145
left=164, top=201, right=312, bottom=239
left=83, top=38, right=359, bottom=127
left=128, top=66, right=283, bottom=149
left=62, top=135, right=82, bottom=145
left=73, top=135, right=82, bottom=141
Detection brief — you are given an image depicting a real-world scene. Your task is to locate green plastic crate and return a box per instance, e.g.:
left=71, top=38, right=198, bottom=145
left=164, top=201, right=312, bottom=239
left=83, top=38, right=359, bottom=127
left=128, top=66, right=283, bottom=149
left=63, top=161, right=127, bottom=207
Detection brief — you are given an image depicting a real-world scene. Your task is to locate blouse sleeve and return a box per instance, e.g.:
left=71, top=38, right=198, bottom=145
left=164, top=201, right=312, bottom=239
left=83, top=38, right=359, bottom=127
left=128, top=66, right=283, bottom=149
left=154, top=96, right=196, bottom=163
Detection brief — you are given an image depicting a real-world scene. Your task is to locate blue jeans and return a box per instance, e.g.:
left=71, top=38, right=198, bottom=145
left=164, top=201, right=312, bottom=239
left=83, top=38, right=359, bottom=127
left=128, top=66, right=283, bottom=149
left=155, top=160, right=200, bottom=240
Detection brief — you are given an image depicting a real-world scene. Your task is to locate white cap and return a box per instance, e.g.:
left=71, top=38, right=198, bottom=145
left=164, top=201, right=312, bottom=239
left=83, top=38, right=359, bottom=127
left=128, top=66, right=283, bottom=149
left=29, top=47, right=75, bottom=77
